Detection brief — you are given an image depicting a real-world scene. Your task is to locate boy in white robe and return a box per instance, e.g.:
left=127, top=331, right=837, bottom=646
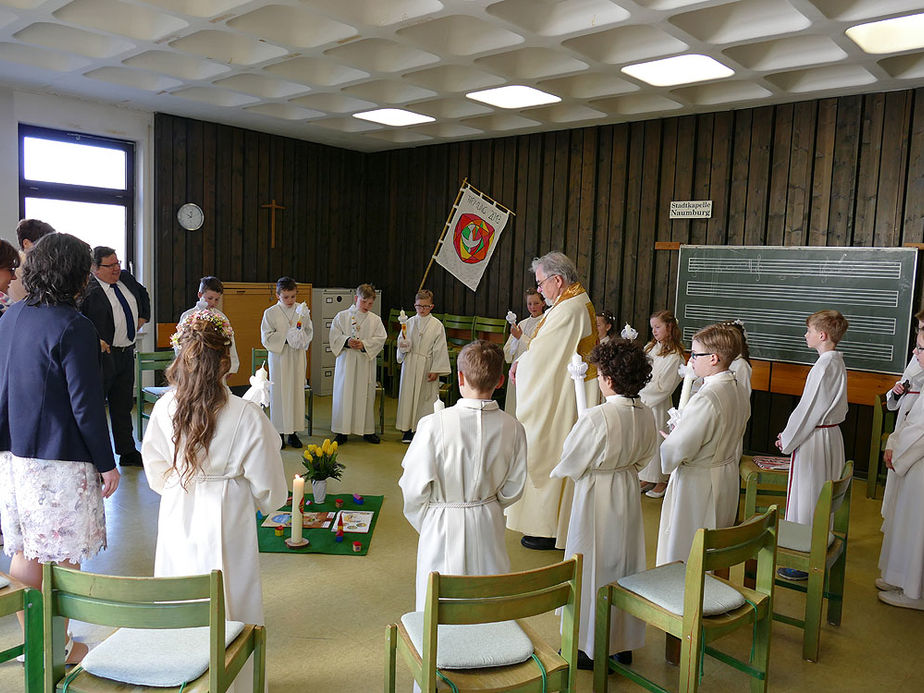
left=878, top=331, right=924, bottom=610
left=656, top=324, right=750, bottom=566
left=551, top=339, right=656, bottom=669
left=775, top=310, right=848, bottom=577
left=330, top=283, right=387, bottom=444
left=260, top=277, right=313, bottom=448
left=179, top=276, right=239, bottom=376
left=399, top=340, right=527, bottom=610
left=395, top=289, right=451, bottom=443
left=503, top=288, right=544, bottom=415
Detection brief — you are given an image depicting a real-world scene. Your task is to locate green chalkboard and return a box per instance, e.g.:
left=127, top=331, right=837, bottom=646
left=675, top=246, right=918, bottom=374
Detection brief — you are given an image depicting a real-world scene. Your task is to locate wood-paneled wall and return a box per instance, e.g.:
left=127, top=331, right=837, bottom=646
left=154, top=87, right=924, bottom=472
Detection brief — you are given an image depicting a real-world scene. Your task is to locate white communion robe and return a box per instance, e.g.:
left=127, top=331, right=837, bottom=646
left=638, top=342, right=683, bottom=484
left=505, top=284, right=599, bottom=543
left=399, top=398, right=528, bottom=610
left=729, top=356, right=753, bottom=464
left=656, top=371, right=750, bottom=566
left=330, top=305, right=387, bottom=435
left=882, top=356, right=924, bottom=523
left=502, top=315, right=542, bottom=416
left=779, top=350, right=847, bottom=525
left=180, top=306, right=240, bottom=375
left=551, top=395, right=656, bottom=655
left=878, top=391, right=924, bottom=599
left=395, top=314, right=451, bottom=432
left=260, top=302, right=313, bottom=434
left=142, top=393, right=288, bottom=692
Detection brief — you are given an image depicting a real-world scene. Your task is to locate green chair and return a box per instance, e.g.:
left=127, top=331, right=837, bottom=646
left=438, top=350, right=459, bottom=408
left=594, top=507, right=778, bottom=693
left=0, top=571, right=42, bottom=693
left=251, top=347, right=312, bottom=435
left=384, top=308, right=404, bottom=398
left=473, top=315, right=510, bottom=402
left=42, top=565, right=265, bottom=692
left=135, top=350, right=174, bottom=437
left=441, top=313, right=475, bottom=353
left=867, top=392, right=896, bottom=498
left=386, top=556, right=582, bottom=693
left=743, top=461, right=853, bottom=662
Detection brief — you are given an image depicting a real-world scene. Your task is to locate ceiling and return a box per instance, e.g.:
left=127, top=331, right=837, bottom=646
left=2, top=0, right=924, bottom=152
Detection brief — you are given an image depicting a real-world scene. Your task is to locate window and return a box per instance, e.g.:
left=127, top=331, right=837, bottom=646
left=19, top=125, right=135, bottom=266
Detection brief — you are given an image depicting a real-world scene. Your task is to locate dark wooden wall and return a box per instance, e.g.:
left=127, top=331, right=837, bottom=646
left=154, top=87, right=924, bottom=472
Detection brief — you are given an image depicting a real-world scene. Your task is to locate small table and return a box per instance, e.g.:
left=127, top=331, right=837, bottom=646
left=0, top=572, right=42, bottom=692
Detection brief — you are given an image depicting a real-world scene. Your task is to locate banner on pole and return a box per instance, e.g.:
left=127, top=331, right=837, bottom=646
left=434, top=183, right=510, bottom=292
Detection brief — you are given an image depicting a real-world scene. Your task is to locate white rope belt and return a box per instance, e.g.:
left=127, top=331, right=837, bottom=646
left=428, top=495, right=497, bottom=509
left=198, top=472, right=244, bottom=482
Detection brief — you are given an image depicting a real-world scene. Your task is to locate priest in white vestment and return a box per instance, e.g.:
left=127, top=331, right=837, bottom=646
left=503, top=288, right=545, bottom=415
left=330, top=284, right=387, bottom=443
left=505, top=252, right=598, bottom=551
left=399, top=340, right=527, bottom=610
left=260, top=278, right=313, bottom=448
left=395, top=290, right=451, bottom=442
left=551, top=339, right=656, bottom=664
left=656, top=325, right=750, bottom=566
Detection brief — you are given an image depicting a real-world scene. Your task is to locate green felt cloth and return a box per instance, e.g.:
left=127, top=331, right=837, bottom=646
left=256, top=494, right=383, bottom=555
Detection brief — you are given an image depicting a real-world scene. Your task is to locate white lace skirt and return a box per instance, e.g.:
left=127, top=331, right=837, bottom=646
left=0, top=452, right=107, bottom=564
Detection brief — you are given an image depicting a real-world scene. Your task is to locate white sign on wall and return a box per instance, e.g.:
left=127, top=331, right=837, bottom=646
left=670, top=200, right=713, bottom=219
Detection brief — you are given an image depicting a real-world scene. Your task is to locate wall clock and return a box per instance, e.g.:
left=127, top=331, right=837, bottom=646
left=177, top=202, right=204, bottom=231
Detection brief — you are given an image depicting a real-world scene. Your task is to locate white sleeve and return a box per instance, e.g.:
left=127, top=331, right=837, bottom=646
left=329, top=312, right=349, bottom=357
left=398, top=415, right=439, bottom=532
left=550, top=413, right=603, bottom=481
left=261, top=308, right=287, bottom=354
left=238, top=403, right=289, bottom=514
left=660, top=395, right=716, bottom=474
left=498, top=419, right=528, bottom=507
left=141, top=397, right=175, bottom=496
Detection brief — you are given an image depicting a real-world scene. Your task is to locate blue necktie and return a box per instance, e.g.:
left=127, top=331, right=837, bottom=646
left=110, top=283, right=135, bottom=341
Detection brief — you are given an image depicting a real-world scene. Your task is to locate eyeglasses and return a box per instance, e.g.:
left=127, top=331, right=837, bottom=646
left=414, top=304, right=433, bottom=309
left=536, top=275, right=559, bottom=290
left=914, top=345, right=924, bottom=353
left=99, top=260, right=121, bottom=268
left=690, top=352, right=714, bottom=359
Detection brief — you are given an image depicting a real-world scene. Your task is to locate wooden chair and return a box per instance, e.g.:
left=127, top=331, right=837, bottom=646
left=472, top=316, right=509, bottom=344
left=743, top=461, right=853, bottom=662
left=438, top=350, right=459, bottom=408
left=384, top=308, right=403, bottom=397
left=251, top=347, right=313, bottom=435
left=42, top=565, right=264, bottom=692
left=0, top=571, right=42, bottom=692
left=594, top=507, right=778, bottom=693
left=135, top=350, right=174, bottom=437
left=867, top=392, right=896, bottom=498
left=442, top=314, right=475, bottom=354
left=385, top=556, right=582, bottom=693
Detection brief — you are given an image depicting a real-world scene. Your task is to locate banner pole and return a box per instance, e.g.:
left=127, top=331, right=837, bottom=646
left=418, top=178, right=468, bottom=292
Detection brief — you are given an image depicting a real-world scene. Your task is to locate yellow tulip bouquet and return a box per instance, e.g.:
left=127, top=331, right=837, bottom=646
left=302, top=439, right=345, bottom=482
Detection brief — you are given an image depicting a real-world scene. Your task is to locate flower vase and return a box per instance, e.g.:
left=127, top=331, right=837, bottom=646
left=312, top=479, right=328, bottom=504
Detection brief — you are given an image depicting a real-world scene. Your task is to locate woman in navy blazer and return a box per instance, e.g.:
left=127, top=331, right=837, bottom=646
left=0, top=233, right=120, bottom=665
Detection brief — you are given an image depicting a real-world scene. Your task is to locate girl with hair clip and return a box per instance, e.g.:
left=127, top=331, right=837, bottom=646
left=142, top=311, right=287, bottom=691
left=596, top=311, right=618, bottom=344
left=638, top=310, right=685, bottom=498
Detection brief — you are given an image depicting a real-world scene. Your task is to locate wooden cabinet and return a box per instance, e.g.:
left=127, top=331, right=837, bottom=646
left=220, top=282, right=312, bottom=388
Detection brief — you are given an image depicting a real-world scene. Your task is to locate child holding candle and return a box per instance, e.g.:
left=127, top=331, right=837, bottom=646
left=179, top=276, right=239, bottom=376
left=638, top=310, right=684, bottom=498
left=551, top=339, right=657, bottom=670
left=656, top=323, right=750, bottom=566
left=503, top=288, right=545, bottom=415
left=399, top=340, right=527, bottom=610
left=260, top=277, right=313, bottom=448
left=395, top=289, right=451, bottom=443
left=142, top=311, right=288, bottom=691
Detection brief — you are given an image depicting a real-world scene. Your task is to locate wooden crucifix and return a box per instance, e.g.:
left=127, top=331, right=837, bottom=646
left=261, top=199, right=285, bottom=248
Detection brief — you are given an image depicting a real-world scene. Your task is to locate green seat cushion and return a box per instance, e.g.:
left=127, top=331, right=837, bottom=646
left=778, top=519, right=835, bottom=553
left=401, top=612, right=533, bottom=669
left=617, top=562, right=746, bottom=616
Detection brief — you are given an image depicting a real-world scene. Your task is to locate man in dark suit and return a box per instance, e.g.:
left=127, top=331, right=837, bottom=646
left=79, top=246, right=150, bottom=466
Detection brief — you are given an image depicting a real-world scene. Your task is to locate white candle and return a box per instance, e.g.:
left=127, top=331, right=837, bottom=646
left=291, top=475, right=305, bottom=543
left=567, top=353, right=588, bottom=416
left=678, top=360, right=695, bottom=410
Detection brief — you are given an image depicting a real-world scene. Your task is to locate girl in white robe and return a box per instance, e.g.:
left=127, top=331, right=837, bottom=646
left=503, top=289, right=544, bottom=415
left=657, top=326, right=750, bottom=566
left=638, top=310, right=684, bottom=495
left=776, top=311, right=848, bottom=526
left=143, top=312, right=288, bottom=692
left=881, top=353, right=924, bottom=525
left=551, top=339, right=656, bottom=663
left=399, top=341, right=527, bottom=610
left=395, top=290, right=451, bottom=439
left=260, top=278, right=312, bottom=445
left=330, top=285, right=387, bottom=439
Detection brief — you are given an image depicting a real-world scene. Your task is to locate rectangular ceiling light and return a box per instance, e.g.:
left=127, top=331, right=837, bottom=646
left=352, top=108, right=435, bottom=126
left=466, top=85, right=560, bottom=109
left=846, top=12, right=924, bottom=54
left=622, top=54, right=734, bottom=87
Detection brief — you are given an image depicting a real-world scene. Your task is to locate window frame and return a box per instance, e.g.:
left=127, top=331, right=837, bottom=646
left=18, top=124, right=136, bottom=267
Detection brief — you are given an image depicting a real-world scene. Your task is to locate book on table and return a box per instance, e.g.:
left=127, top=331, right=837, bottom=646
left=330, top=510, right=374, bottom=534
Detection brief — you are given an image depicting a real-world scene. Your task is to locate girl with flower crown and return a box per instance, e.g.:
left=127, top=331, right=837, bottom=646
left=143, top=310, right=287, bottom=691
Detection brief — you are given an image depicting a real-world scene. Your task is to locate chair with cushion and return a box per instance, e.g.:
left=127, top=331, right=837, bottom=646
left=867, top=392, right=896, bottom=499
left=743, top=461, right=852, bottom=662
left=594, top=507, right=778, bottom=693
left=135, top=350, right=174, bottom=437
left=441, top=314, right=475, bottom=354
left=385, top=556, right=582, bottom=693
left=0, top=571, right=42, bottom=692
left=42, top=564, right=264, bottom=692
left=251, top=347, right=312, bottom=435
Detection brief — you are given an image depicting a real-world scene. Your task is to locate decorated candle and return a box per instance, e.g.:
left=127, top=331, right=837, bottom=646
left=399, top=309, right=408, bottom=339
left=505, top=310, right=517, bottom=325
left=678, top=360, right=695, bottom=410
left=291, top=475, right=305, bottom=543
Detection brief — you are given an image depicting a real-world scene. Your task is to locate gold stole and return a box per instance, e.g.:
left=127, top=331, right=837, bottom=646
left=529, top=282, right=598, bottom=381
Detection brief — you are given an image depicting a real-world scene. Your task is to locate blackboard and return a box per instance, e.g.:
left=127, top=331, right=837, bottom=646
left=675, top=246, right=918, bottom=374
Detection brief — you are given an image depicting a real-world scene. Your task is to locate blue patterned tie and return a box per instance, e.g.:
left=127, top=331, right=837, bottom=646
left=110, top=283, right=135, bottom=341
